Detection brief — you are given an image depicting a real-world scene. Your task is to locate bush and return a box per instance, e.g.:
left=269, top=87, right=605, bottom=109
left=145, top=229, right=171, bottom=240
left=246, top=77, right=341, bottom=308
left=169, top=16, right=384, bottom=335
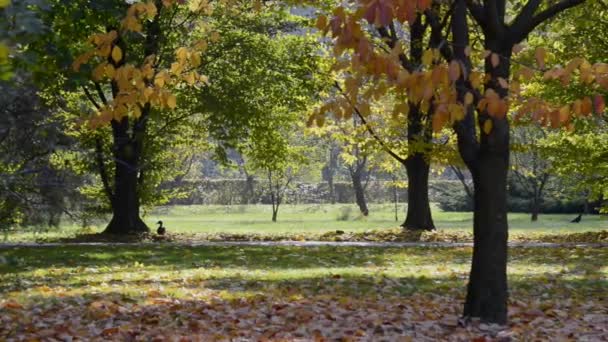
left=336, top=206, right=353, bottom=221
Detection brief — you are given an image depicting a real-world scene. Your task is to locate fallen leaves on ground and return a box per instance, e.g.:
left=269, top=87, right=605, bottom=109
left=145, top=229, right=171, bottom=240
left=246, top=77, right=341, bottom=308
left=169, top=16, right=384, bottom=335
left=1, top=245, right=606, bottom=340
left=47, top=228, right=608, bottom=245
left=1, top=293, right=606, bottom=341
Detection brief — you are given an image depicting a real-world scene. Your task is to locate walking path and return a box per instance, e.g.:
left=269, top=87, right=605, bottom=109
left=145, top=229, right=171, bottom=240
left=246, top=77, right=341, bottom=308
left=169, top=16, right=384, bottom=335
left=1, top=241, right=607, bottom=249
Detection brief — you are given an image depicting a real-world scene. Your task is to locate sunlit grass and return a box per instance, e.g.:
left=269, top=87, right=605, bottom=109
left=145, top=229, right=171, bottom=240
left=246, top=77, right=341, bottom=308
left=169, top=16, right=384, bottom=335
left=1, top=245, right=606, bottom=306
left=3, top=203, right=607, bottom=242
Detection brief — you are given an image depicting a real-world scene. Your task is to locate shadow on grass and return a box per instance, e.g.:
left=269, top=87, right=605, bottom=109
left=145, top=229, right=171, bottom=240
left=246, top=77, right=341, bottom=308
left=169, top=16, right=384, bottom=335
left=1, top=245, right=606, bottom=303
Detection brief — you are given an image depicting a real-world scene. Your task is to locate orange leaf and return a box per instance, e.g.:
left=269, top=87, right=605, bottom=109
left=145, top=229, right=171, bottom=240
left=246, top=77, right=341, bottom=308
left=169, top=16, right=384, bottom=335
left=594, top=94, right=605, bottom=114
left=448, top=60, right=461, bottom=82
left=491, top=53, right=500, bottom=67
left=535, top=47, right=546, bottom=69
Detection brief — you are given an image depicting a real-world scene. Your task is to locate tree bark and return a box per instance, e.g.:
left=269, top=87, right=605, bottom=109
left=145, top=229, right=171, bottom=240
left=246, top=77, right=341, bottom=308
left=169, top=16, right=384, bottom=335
left=530, top=193, right=540, bottom=221
left=351, top=169, right=369, bottom=216
left=464, top=151, right=509, bottom=324
left=104, top=122, right=148, bottom=234
left=402, top=154, right=435, bottom=230
left=463, top=35, right=512, bottom=325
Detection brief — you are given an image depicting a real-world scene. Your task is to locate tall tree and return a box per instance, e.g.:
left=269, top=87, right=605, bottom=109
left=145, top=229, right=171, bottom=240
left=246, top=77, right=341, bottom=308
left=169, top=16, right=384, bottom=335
left=317, top=0, right=604, bottom=324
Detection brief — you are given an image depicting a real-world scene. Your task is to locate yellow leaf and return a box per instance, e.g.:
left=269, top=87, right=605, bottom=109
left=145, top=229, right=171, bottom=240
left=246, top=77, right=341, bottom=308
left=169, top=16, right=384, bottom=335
left=422, top=49, right=434, bottom=67
left=92, top=63, right=106, bottom=81
left=166, top=93, right=177, bottom=109
left=0, top=0, right=11, bottom=8
left=469, top=72, right=482, bottom=89
left=105, top=64, right=116, bottom=79
left=464, top=92, right=474, bottom=106
left=176, top=47, right=189, bottom=61
left=170, top=62, right=182, bottom=75
left=132, top=105, right=142, bottom=118
left=190, top=52, right=201, bottom=67
left=184, top=72, right=196, bottom=85
left=483, top=119, right=493, bottom=134
left=210, top=31, right=220, bottom=43
left=111, top=46, right=123, bottom=63
left=145, top=1, right=158, bottom=18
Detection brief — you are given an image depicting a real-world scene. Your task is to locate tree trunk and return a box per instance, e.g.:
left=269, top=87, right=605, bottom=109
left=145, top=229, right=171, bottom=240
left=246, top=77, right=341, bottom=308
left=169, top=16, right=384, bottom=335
left=245, top=174, right=255, bottom=204
left=272, top=208, right=278, bottom=222
left=463, top=36, right=512, bottom=324
left=464, top=152, right=509, bottom=324
left=402, top=153, right=435, bottom=230
left=104, top=121, right=149, bottom=234
left=351, top=170, right=369, bottom=216
left=328, top=177, right=335, bottom=204
left=530, top=194, right=540, bottom=222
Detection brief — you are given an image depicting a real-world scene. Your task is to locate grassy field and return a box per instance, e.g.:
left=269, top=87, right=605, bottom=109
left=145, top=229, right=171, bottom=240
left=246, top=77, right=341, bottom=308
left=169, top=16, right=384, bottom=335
left=1, top=245, right=606, bottom=339
left=3, top=203, right=607, bottom=242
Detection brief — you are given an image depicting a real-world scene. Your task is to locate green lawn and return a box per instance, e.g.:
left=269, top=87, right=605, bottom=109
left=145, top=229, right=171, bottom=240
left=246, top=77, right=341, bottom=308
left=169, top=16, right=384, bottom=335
left=1, top=245, right=606, bottom=339
left=3, top=203, right=607, bottom=242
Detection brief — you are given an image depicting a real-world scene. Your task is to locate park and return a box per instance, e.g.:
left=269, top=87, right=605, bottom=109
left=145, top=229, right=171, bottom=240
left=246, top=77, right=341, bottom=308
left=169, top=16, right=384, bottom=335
left=1, top=0, right=607, bottom=340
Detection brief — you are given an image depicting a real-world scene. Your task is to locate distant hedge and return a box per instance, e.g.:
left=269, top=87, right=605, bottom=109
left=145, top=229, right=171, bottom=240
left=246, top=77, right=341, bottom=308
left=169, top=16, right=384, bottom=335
left=166, top=178, right=597, bottom=214
left=167, top=179, right=413, bottom=205
left=432, top=178, right=597, bottom=214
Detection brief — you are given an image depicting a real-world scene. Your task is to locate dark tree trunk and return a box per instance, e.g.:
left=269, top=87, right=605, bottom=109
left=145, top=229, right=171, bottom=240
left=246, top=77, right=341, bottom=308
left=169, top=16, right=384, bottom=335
left=464, top=152, right=509, bottom=324
left=245, top=174, right=255, bottom=204
left=328, top=177, right=335, bottom=204
left=402, top=154, right=435, bottom=230
left=463, top=33, right=512, bottom=324
left=271, top=208, right=278, bottom=222
left=104, top=141, right=148, bottom=234
left=104, top=118, right=149, bottom=234
left=351, top=170, right=369, bottom=216
left=531, top=195, right=540, bottom=221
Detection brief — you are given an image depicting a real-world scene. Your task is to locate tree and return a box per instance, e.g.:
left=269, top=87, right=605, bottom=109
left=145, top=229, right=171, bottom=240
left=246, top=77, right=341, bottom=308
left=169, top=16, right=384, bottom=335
left=510, top=125, right=552, bottom=221
left=313, top=4, right=461, bottom=230
left=321, top=141, right=340, bottom=204
left=317, top=0, right=603, bottom=324
left=0, top=77, right=75, bottom=232
left=23, top=1, right=321, bottom=234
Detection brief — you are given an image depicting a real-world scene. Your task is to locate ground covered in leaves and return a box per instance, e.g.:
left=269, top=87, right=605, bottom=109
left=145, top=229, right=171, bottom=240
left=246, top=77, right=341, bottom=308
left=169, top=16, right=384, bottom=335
left=1, top=245, right=607, bottom=340
left=43, top=227, right=608, bottom=245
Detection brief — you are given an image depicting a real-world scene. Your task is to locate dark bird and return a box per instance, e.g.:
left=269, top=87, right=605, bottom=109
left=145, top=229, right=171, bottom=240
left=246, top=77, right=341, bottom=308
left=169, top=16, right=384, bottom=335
left=157, top=220, right=166, bottom=235
left=571, top=213, right=582, bottom=223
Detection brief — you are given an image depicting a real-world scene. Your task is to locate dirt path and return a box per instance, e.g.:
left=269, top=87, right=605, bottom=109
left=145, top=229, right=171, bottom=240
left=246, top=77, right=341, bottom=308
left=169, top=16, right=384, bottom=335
left=1, top=241, right=607, bottom=249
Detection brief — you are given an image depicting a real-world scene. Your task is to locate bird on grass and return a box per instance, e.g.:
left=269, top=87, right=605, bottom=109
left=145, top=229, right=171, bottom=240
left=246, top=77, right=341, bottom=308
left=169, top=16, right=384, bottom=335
left=157, top=220, right=166, bottom=235
left=571, top=213, right=582, bottom=223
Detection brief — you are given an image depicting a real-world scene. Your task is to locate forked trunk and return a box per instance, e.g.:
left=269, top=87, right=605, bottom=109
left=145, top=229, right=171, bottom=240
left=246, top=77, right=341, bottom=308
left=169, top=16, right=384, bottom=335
left=403, top=154, right=435, bottom=230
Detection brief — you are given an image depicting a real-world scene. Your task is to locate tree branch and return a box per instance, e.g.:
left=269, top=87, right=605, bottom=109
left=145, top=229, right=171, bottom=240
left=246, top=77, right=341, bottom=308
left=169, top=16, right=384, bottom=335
left=334, top=82, right=407, bottom=165
left=466, top=0, right=487, bottom=30
left=515, top=0, right=586, bottom=41
left=95, top=137, right=114, bottom=203
left=82, top=85, right=101, bottom=110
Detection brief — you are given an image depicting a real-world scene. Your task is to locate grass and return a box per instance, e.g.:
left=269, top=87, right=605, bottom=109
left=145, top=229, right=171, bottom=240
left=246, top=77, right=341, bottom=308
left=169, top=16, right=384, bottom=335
left=3, top=203, right=607, bottom=242
left=1, top=245, right=606, bottom=305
